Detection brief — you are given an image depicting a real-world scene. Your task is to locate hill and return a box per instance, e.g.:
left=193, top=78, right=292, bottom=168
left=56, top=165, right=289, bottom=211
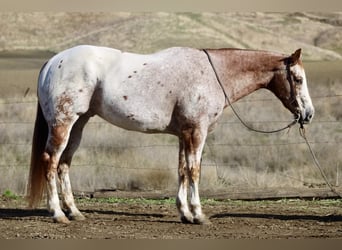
left=0, top=12, right=341, bottom=60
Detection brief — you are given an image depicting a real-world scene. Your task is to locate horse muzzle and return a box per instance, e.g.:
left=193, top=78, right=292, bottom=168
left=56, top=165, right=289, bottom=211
left=298, top=107, right=314, bottom=125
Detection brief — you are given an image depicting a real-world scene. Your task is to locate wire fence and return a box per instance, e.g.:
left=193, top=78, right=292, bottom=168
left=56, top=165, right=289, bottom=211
left=0, top=94, right=341, bottom=194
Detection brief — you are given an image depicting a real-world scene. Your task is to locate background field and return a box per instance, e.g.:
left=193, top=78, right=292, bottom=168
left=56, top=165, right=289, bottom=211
left=0, top=12, right=341, bottom=196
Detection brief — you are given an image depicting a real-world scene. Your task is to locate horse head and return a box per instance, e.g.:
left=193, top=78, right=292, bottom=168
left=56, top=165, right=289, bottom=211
left=267, top=49, right=314, bottom=125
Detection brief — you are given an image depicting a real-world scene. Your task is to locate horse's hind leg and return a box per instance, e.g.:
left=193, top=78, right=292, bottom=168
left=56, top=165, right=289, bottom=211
left=44, top=121, right=78, bottom=224
left=58, top=114, right=90, bottom=221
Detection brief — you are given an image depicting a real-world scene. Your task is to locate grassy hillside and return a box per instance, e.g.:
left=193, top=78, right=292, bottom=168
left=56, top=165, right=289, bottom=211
left=0, top=12, right=341, bottom=60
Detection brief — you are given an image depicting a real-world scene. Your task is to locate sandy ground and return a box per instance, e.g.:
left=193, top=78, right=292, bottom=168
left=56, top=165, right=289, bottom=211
left=0, top=195, right=341, bottom=239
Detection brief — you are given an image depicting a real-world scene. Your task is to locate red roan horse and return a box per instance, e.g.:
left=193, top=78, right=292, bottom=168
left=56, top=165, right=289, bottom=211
left=27, top=46, right=314, bottom=224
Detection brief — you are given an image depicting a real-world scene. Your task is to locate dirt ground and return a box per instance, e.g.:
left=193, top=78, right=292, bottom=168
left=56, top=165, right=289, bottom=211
left=0, top=194, right=341, bottom=239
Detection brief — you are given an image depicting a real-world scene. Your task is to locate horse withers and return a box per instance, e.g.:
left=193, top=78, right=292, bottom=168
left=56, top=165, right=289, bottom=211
left=27, top=45, right=314, bottom=224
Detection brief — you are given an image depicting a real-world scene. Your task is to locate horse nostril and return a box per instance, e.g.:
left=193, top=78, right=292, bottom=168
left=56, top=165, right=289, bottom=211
left=305, top=112, right=314, bottom=122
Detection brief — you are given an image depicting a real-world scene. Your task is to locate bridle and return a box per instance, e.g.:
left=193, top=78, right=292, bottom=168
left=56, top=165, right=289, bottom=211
left=202, top=49, right=301, bottom=133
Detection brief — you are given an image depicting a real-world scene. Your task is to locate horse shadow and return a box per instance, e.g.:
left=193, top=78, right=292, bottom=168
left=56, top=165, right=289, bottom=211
left=0, top=208, right=49, bottom=219
left=0, top=207, right=177, bottom=224
left=210, top=212, right=342, bottom=222
left=1, top=207, right=341, bottom=223
left=79, top=208, right=178, bottom=224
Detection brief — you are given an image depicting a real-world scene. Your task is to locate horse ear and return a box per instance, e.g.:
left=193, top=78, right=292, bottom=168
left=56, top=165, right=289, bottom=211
left=289, top=49, right=302, bottom=65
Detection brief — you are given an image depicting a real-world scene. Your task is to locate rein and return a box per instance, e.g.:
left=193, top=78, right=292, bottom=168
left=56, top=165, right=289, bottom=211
left=203, top=49, right=341, bottom=198
left=202, top=49, right=298, bottom=134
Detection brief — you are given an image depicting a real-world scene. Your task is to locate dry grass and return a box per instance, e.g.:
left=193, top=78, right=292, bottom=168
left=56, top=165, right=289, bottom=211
left=0, top=59, right=341, bottom=195
left=0, top=12, right=341, bottom=195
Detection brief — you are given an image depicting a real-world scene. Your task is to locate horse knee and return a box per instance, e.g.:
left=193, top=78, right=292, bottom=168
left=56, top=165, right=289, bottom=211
left=190, top=165, right=200, bottom=182
left=42, top=151, right=61, bottom=182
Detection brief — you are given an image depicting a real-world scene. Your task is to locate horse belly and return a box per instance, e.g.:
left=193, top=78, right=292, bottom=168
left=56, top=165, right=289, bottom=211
left=94, top=94, right=175, bottom=133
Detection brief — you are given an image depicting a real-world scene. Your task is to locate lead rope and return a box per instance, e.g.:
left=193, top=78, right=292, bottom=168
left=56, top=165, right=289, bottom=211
left=299, top=127, right=342, bottom=198
left=202, top=49, right=298, bottom=134
left=203, top=49, right=341, bottom=198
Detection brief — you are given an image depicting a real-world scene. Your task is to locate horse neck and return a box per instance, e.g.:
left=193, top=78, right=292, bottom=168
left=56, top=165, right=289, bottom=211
left=207, top=49, right=285, bottom=103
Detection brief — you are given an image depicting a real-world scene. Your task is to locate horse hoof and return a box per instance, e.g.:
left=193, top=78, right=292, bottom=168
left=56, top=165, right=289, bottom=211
left=69, top=213, right=86, bottom=221
left=53, top=215, right=71, bottom=224
left=180, top=215, right=194, bottom=224
left=193, top=216, right=211, bottom=225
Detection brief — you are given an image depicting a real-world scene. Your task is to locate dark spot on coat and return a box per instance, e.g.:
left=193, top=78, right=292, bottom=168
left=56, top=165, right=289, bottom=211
left=58, top=60, right=63, bottom=69
left=128, top=75, right=132, bottom=78
left=133, top=71, right=137, bottom=73
left=96, top=78, right=101, bottom=85
left=123, top=96, right=128, bottom=100
left=143, top=63, right=147, bottom=66
left=79, top=89, right=83, bottom=93
left=169, top=90, right=172, bottom=94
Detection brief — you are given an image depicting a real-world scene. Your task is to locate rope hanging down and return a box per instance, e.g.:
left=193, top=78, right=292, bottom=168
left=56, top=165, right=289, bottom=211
left=299, top=127, right=342, bottom=198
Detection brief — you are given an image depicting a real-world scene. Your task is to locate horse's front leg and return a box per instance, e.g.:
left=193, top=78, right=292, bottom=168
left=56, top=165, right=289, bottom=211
left=180, top=127, right=210, bottom=225
left=176, top=139, right=194, bottom=223
left=189, top=129, right=211, bottom=225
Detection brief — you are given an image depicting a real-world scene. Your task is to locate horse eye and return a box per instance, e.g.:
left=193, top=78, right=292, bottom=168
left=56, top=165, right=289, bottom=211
left=294, top=77, right=303, bottom=85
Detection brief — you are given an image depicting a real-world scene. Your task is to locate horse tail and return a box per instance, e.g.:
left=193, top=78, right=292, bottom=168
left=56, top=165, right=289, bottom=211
left=27, top=102, right=49, bottom=208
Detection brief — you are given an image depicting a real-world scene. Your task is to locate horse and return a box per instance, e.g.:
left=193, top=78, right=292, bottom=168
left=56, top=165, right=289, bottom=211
left=27, top=45, right=314, bottom=224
